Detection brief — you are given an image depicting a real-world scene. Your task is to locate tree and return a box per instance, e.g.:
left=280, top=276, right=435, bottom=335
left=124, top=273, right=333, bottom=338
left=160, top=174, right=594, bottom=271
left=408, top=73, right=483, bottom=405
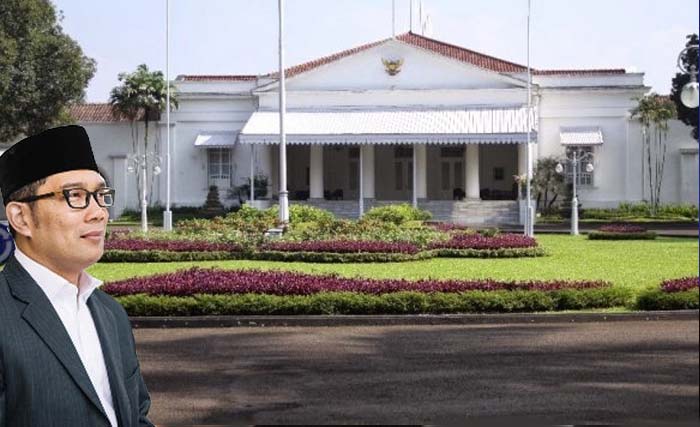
left=0, top=0, right=96, bottom=142
left=109, top=64, right=178, bottom=232
left=670, top=34, right=698, bottom=140
left=532, top=157, right=565, bottom=214
left=631, top=94, right=676, bottom=215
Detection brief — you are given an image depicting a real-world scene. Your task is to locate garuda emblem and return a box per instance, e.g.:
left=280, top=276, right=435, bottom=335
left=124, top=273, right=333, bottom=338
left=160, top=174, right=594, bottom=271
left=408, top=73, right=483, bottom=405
left=382, top=58, right=404, bottom=76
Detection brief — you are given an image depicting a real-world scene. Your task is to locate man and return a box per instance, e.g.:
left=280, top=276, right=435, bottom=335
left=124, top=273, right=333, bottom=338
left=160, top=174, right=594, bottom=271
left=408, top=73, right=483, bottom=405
left=0, top=125, right=154, bottom=426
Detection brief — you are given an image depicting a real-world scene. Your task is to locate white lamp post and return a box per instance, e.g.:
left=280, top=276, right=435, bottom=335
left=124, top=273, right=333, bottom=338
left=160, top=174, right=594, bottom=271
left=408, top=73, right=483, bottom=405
left=127, top=152, right=162, bottom=233
left=678, top=44, right=699, bottom=109
left=556, top=150, right=593, bottom=236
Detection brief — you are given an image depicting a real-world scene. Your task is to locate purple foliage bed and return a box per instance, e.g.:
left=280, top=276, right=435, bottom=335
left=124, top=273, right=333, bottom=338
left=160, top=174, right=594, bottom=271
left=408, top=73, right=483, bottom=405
left=660, top=277, right=699, bottom=293
left=103, top=267, right=609, bottom=297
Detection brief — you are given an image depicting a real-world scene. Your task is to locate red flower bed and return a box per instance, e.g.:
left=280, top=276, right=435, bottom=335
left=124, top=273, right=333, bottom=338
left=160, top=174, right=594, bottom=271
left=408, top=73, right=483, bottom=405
left=104, top=239, right=241, bottom=252
left=429, top=233, right=537, bottom=250
left=660, top=277, right=699, bottom=293
left=597, top=223, right=647, bottom=233
left=103, top=267, right=608, bottom=297
left=260, top=240, right=420, bottom=254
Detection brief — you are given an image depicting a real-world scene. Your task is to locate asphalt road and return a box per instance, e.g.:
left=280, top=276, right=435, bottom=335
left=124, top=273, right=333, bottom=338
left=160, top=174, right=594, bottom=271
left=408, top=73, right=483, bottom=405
left=135, top=319, right=699, bottom=425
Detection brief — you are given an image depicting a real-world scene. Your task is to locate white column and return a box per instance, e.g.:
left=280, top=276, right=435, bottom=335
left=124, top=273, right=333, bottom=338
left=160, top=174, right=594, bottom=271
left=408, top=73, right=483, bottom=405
left=517, top=142, right=528, bottom=177
left=465, top=144, right=480, bottom=199
left=309, top=145, right=324, bottom=199
left=110, top=155, right=128, bottom=219
left=249, top=144, right=255, bottom=201
left=362, top=144, right=375, bottom=199
left=414, top=144, right=427, bottom=200
left=358, top=145, right=364, bottom=217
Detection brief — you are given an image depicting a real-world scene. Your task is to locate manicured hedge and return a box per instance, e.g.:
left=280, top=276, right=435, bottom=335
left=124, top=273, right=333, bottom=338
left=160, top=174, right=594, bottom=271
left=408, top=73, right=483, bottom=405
left=260, top=240, right=420, bottom=254
left=115, top=288, right=632, bottom=316
left=429, top=233, right=538, bottom=250
left=100, top=250, right=241, bottom=263
left=104, top=267, right=609, bottom=296
left=587, top=223, right=657, bottom=240
left=249, top=250, right=434, bottom=263
left=635, top=276, right=699, bottom=310
left=588, top=231, right=657, bottom=240
left=105, top=239, right=241, bottom=252
left=636, top=289, right=699, bottom=310
left=434, top=247, right=546, bottom=258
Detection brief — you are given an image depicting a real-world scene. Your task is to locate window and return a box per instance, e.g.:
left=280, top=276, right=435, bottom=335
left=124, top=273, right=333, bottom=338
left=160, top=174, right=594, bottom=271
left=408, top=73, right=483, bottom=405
left=564, top=146, right=594, bottom=186
left=207, top=148, right=232, bottom=184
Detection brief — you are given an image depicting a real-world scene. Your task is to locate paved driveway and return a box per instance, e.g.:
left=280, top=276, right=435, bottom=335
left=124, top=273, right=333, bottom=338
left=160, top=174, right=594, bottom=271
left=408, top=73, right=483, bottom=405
left=135, top=320, right=699, bottom=425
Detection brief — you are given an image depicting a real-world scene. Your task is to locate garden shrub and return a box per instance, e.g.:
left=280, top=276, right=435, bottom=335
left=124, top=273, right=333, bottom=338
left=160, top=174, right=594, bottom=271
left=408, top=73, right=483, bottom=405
left=635, top=276, right=699, bottom=310
left=100, top=250, right=240, bottom=263
left=248, top=250, right=434, bottom=263
left=362, top=203, right=432, bottom=225
left=434, top=247, right=546, bottom=258
left=288, top=204, right=335, bottom=224
left=581, top=202, right=698, bottom=221
left=587, top=223, right=657, bottom=240
left=115, top=287, right=628, bottom=316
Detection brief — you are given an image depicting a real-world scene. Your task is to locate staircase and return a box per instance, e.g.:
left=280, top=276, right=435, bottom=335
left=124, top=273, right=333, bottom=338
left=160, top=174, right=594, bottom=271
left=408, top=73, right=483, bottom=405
left=298, top=199, right=521, bottom=226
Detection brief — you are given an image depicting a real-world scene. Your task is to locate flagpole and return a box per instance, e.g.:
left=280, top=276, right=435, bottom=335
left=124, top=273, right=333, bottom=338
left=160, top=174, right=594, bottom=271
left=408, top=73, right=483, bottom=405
left=163, top=0, right=172, bottom=231
left=278, top=0, right=289, bottom=225
left=525, top=0, right=534, bottom=237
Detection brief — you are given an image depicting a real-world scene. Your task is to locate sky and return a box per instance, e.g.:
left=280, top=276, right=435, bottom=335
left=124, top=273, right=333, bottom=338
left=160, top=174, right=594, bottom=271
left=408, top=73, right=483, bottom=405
left=51, top=0, right=700, bottom=102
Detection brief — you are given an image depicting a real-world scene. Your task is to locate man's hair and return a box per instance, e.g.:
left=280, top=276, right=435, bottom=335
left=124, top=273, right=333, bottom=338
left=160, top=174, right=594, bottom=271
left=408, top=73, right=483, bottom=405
left=6, top=178, right=46, bottom=238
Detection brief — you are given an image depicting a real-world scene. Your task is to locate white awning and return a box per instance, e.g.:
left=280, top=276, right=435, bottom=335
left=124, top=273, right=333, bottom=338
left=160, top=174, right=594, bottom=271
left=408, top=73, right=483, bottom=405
left=239, top=107, right=538, bottom=145
left=560, top=127, right=603, bottom=145
left=194, top=131, right=238, bottom=147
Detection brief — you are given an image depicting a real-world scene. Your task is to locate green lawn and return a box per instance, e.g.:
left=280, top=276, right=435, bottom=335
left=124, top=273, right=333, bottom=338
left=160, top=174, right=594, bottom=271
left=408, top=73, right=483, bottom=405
left=88, top=235, right=698, bottom=292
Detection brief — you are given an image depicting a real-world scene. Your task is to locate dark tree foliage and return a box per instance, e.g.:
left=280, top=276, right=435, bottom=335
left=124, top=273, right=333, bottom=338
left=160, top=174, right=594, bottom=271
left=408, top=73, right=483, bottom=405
left=0, top=0, right=96, bottom=142
left=670, top=34, right=698, bottom=140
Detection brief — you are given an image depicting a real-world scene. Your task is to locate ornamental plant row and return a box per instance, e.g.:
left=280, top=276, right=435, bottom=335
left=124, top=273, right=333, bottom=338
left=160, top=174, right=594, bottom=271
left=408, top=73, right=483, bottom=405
left=635, top=276, right=699, bottom=311
left=105, top=239, right=242, bottom=252
left=103, top=267, right=610, bottom=297
left=114, top=288, right=632, bottom=316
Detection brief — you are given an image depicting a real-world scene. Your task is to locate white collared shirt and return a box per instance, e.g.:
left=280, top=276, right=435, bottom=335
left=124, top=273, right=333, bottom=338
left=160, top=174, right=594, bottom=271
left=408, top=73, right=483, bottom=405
left=14, top=248, right=118, bottom=427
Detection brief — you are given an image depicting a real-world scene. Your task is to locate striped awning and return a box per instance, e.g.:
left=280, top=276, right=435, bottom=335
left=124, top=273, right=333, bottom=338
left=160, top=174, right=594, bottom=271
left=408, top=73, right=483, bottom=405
left=560, top=127, right=603, bottom=145
left=239, top=107, right=537, bottom=145
left=194, top=131, right=238, bottom=147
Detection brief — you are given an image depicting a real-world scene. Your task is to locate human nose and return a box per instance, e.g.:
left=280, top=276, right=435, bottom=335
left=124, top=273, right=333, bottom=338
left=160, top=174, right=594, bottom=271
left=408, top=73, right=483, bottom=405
left=85, top=194, right=108, bottom=223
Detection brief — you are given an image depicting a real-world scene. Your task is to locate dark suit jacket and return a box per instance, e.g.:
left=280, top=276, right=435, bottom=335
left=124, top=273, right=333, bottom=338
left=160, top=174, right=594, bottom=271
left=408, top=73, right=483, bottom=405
left=0, top=256, right=154, bottom=427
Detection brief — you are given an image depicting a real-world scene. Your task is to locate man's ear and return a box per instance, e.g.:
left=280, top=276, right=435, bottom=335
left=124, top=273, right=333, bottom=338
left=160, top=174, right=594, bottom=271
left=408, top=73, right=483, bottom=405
left=5, top=202, right=34, bottom=238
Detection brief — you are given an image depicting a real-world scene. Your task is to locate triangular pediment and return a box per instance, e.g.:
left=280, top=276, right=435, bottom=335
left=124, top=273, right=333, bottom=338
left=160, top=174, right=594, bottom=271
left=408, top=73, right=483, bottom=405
left=257, top=38, right=527, bottom=92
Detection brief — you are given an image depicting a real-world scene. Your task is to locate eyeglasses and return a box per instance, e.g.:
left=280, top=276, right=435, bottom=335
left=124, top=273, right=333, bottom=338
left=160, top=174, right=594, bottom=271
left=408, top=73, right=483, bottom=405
left=16, top=187, right=115, bottom=209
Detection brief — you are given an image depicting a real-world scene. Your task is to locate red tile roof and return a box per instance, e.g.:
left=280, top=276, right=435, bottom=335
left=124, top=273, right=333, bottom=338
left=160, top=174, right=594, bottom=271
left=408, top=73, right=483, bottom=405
left=176, top=32, right=627, bottom=82
left=397, top=32, right=528, bottom=73
left=262, top=32, right=626, bottom=80
left=69, top=103, right=128, bottom=122
left=534, top=69, right=626, bottom=75
left=177, top=75, right=258, bottom=81
left=267, top=38, right=389, bottom=79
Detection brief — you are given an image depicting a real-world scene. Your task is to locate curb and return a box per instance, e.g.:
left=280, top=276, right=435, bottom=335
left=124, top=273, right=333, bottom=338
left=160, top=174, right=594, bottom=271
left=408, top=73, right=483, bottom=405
left=129, top=310, right=699, bottom=328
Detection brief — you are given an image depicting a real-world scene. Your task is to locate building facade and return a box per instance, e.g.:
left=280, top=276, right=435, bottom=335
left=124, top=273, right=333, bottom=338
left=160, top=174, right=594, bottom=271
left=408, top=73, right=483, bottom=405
left=5, top=32, right=696, bottom=224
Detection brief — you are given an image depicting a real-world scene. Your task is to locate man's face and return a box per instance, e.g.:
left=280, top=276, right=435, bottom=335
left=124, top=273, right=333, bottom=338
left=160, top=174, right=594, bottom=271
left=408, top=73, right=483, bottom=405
left=26, top=169, right=109, bottom=276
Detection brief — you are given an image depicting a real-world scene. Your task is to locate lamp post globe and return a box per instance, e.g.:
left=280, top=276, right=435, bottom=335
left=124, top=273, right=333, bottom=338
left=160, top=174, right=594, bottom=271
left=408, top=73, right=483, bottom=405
left=680, top=80, right=699, bottom=108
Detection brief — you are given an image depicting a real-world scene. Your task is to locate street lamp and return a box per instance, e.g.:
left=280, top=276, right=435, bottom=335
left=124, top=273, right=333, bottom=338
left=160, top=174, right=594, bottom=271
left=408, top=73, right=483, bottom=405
left=127, top=152, right=162, bottom=232
left=555, top=149, right=594, bottom=236
left=678, top=44, right=699, bottom=109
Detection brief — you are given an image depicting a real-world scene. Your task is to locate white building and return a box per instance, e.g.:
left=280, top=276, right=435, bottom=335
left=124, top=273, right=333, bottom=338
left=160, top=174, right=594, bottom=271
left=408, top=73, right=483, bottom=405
left=11, top=32, right=699, bottom=224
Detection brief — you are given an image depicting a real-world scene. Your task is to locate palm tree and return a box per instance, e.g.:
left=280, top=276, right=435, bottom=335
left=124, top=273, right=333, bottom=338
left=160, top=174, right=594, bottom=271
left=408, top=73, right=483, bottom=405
left=631, top=94, right=676, bottom=215
left=109, top=64, right=178, bottom=231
